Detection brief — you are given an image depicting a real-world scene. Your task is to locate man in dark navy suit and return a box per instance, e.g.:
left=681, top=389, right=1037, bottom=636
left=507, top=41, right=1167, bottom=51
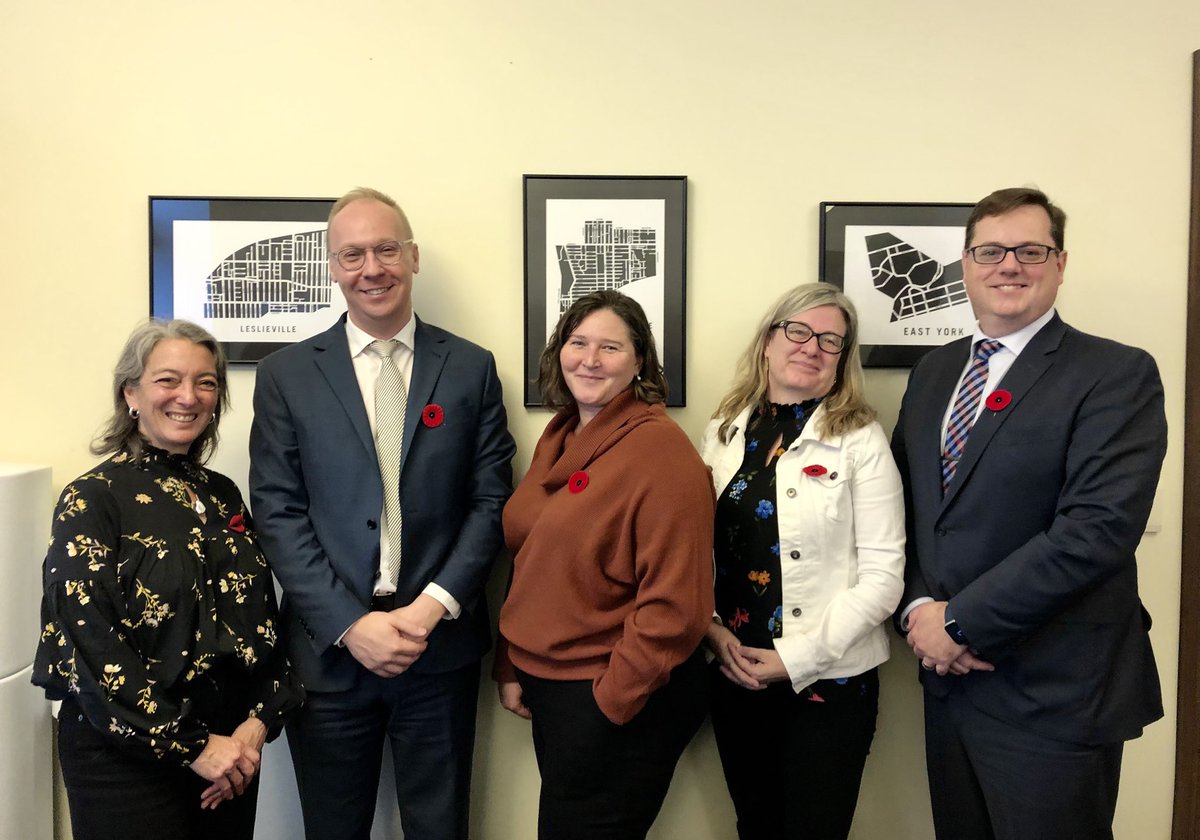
left=250, top=187, right=515, bottom=839
left=892, top=187, right=1166, bottom=839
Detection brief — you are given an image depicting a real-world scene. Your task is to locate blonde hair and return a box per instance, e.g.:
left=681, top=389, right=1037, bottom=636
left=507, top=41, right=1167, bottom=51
left=327, top=187, right=413, bottom=241
left=712, top=283, right=875, bottom=442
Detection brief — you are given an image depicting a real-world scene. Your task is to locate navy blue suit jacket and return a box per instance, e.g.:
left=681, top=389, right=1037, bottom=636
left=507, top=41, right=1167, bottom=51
left=892, top=314, right=1166, bottom=745
left=249, top=315, right=515, bottom=692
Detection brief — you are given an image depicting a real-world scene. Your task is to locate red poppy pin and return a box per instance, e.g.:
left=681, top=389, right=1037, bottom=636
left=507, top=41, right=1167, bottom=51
left=228, top=514, right=246, bottom=533
left=803, top=464, right=828, bottom=477
left=985, top=389, right=1012, bottom=411
left=421, top=404, right=445, bottom=427
left=568, top=471, right=589, bottom=493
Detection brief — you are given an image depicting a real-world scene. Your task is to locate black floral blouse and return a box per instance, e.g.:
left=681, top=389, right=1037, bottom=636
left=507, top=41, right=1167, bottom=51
left=32, top=445, right=303, bottom=766
left=714, top=400, right=821, bottom=649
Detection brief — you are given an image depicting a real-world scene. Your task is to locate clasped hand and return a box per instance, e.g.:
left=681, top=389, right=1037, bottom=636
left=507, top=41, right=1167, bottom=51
left=705, top=623, right=788, bottom=690
left=194, top=718, right=267, bottom=809
left=344, top=595, right=444, bottom=677
left=905, top=601, right=994, bottom=676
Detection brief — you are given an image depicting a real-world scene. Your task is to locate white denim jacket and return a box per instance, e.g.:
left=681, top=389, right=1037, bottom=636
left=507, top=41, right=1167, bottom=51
left=700, top=403, right=906, bottom=693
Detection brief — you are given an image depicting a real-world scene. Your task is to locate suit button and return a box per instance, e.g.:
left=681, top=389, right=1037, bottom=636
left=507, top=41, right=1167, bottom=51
left=790, top=550, right=800, bottom=559
left=791, top=608, right=802, bottom=617
left=367, top=519, right=378, bottom=530
left=786, top=488, right=797, bottom=498
left=936, top=528, right=946, bottom=537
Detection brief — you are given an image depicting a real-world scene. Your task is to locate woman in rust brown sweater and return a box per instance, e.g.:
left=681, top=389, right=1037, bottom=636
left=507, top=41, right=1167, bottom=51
left=494, top=290, right=715, bottom=840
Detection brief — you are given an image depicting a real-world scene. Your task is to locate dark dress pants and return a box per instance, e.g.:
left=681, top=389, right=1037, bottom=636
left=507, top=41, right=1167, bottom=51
left=923, top=688, right=1124, bottom=840
left=516, top=650, right=708, bottom=840
left=709, top=666, right=880, bottom=840
left=57, top=695, right=259, bottom=840
left=287, top=662, right=480, bottom=840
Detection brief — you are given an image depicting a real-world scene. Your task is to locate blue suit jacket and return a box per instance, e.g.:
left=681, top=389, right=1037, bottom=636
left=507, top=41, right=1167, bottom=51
left=249, top=315, right=515, bottom=692
left=891, top=314, right=1166, bottom=745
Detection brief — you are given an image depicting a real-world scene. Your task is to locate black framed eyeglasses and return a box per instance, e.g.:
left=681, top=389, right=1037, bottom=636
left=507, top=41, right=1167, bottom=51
left=771, top=320, right=845, bottom=354
left=331, top=239, right=413, bottom=271
left=965, top=244, right=1059, bottom=265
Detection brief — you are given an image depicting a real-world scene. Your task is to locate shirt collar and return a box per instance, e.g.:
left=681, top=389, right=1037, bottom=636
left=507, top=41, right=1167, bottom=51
left=345, top=315, right=417, bottom=358
left=971, top=307, right=1056, bottom=357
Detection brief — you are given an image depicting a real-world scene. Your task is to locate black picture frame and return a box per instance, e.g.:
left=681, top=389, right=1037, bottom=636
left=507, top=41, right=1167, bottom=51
left=523, top=175, right=687, bottom=406
left=150, top=196, right=338, bottom=363
left=819, top=201, right=975, bottom=367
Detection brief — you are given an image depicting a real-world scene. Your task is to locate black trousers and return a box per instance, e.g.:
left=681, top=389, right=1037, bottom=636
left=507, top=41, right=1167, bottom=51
left=286, top=663, right=480, bottom=840
left=923, top=689, right=1124, bottom=840
left=709, top=666, right=880, bottom=840
left=57, top=696, right=259, bottom=840
left=516, top=650, right=708, bottom=840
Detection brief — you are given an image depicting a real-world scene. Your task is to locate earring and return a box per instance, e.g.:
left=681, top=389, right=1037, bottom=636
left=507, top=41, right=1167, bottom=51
left=128, top=407, right=140, bottom=419
left=208, top=414, right=216, bottom=425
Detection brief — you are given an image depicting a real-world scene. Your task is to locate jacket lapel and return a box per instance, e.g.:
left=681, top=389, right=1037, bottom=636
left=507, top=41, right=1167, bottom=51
left=941, top=315, right=1066, bottom=507
left=914, top=338, right=971, bottom=514
left=312, top=315, right=376, bottom=460
left=403, top=318, right=448, bottom=472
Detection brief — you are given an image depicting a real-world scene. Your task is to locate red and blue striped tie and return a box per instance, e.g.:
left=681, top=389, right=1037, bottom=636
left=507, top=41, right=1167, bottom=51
left=941, top=339, right=1002, bottom=493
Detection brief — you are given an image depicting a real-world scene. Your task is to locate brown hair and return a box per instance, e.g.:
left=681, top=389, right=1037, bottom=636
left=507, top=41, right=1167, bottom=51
left=537, top=290, right=667, bottom=410
left=965, top=186, right=1066, bottom=250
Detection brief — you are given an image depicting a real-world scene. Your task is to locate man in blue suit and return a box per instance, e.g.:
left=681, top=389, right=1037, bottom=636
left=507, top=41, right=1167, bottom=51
left=892, top=187, right=1167, bottom=839
left=250, top=187, right=515, bottom=840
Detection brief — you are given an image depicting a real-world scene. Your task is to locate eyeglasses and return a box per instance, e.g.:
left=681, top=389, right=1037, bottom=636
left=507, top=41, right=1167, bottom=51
left=966, top=244, right=1059, bottom=265
left=772, top=320, right=845, bottom=354
left=331, top=239, right=413, bottom=271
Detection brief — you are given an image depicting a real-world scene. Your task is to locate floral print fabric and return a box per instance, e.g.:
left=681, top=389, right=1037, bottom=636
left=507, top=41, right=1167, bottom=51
left=714, top=400, right=820, bottom=649
left=33, top=446, right=302, bottom=766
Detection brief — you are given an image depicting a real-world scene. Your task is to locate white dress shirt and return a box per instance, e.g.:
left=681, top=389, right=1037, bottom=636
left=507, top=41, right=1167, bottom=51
left=344, top=317, right=460, bottom=619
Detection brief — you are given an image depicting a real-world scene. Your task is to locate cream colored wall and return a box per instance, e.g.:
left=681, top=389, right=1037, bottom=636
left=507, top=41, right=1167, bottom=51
left=3, top=2, right=1195, bottom=838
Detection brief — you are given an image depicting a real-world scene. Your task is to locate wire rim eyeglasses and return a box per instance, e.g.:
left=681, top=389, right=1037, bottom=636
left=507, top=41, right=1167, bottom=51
left=331, top=239, right=414, bottom=271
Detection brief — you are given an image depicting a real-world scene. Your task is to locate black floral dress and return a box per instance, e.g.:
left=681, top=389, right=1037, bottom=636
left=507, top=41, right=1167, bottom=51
left=714, top=400, right=872, bottom=703
left=32, top=445, right=303, bottom=766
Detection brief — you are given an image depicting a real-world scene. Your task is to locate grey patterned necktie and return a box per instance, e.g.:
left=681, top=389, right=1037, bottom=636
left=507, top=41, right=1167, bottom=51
left=369, top=339, right=406, bottom=588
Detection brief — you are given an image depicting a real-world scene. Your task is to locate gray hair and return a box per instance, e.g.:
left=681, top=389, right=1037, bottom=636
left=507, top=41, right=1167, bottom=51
left=91, top=319, right=229, bottom=463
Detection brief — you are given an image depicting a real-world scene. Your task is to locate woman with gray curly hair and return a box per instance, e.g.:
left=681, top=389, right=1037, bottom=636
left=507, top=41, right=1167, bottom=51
left=33, top=319, right=302, bottom=840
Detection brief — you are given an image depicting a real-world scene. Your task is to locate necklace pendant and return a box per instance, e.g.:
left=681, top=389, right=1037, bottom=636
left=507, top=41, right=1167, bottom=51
left=192, top=497, right=206, bottom=516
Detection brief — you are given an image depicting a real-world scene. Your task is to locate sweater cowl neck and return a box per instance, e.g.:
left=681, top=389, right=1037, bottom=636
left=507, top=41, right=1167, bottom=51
left=541, top=388, right=660, bottom=490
